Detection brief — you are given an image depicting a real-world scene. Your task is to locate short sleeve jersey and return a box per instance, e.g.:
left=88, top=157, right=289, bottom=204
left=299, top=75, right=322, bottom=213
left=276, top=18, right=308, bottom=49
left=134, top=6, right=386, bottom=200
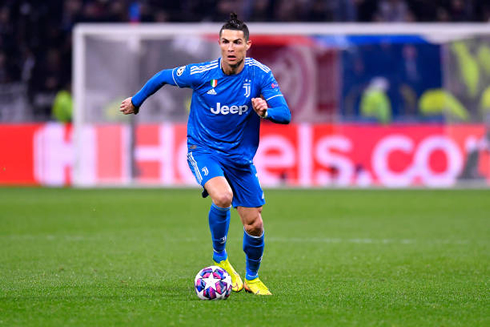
left=170, top=57, right=283, bottom=165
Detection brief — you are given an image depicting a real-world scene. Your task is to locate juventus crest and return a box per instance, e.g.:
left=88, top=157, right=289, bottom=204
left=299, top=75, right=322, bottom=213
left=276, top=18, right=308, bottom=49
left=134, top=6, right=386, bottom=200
left=243, top=80, right=251, bottom=98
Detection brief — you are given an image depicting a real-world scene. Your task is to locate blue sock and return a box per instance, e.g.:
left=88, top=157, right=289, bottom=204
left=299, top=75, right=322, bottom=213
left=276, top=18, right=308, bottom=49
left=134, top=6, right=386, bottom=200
left=243, top=229, right=264, bottom=280
left=209, top=203, right=230, bottom=262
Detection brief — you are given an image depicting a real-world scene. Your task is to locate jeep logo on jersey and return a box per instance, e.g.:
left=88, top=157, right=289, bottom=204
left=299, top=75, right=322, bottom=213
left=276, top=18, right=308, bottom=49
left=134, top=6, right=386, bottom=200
left=210, top=102, right=248, bottom=115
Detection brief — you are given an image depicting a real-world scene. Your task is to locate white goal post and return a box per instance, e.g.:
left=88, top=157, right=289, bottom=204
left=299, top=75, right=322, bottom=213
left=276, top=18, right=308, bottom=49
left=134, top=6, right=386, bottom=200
left=73, top=23, right=490, bottom=188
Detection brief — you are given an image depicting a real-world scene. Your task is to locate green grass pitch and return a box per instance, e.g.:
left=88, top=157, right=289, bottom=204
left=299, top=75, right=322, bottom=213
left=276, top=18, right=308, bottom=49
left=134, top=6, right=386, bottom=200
left=0, top=187, right=488, bottom=326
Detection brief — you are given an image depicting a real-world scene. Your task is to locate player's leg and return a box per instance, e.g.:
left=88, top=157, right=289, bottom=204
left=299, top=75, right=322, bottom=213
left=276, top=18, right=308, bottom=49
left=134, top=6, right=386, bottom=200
left=204, top=176, right=233, bottom=262
left=205, top=177, right=243, bottom=291
left=238, top=206, right=271, bottom=295
left=223, top=163, right=271, bottom=295
left=238, top=206, right=264, bottom=279
left=187, top=152, right=243, bottom=292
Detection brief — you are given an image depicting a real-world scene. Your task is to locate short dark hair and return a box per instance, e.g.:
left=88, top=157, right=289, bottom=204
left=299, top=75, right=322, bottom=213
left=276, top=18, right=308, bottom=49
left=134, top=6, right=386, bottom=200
left=219, top=12, right=249, bottom=41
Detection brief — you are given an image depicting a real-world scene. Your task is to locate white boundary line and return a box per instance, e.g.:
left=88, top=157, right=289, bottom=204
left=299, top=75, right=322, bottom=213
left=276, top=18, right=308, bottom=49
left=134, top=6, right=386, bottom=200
left=2, top=234, right=478, bottom=245
left=267, top=237, right=473, bottom=245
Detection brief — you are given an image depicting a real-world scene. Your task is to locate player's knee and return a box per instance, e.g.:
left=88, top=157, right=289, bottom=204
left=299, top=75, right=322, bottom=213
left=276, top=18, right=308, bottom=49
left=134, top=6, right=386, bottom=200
left=244, top=216, right=263, bottom=236
left=213, top=191, right=233, bottom=208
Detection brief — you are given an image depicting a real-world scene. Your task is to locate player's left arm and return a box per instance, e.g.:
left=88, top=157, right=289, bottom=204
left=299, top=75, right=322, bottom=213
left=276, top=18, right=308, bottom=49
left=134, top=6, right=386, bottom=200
left=254, top=71, right=291, bottom=124
left=251, top=96, right=290, bottom=124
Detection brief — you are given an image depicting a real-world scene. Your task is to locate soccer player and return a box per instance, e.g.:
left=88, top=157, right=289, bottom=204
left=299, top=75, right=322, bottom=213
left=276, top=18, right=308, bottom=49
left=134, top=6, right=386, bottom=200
left=120, top=13, right=291, bottom=295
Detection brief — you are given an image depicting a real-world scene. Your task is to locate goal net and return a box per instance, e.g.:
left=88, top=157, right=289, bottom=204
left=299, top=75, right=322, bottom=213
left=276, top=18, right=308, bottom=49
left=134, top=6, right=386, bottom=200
left=73, top=23, right=490, bottom=188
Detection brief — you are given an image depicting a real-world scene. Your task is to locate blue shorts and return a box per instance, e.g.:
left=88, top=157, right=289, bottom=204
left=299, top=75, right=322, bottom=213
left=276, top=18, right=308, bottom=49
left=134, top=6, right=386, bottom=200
left=187, top=150, right=265, bottom=208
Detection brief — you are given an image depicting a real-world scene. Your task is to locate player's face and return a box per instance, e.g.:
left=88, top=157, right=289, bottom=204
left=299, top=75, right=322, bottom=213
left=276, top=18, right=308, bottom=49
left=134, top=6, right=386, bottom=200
left=219, top=29, right=251, bottom=74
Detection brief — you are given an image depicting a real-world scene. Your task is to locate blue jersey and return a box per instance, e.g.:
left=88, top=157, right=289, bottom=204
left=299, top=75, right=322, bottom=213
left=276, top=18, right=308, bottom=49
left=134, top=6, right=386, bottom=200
left=132, top=57, right=290, bottom=165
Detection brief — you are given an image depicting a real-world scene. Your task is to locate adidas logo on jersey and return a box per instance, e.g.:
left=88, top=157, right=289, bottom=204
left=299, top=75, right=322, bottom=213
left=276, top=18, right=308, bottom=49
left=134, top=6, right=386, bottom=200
left=207, top=88, right=217, bottom=95
left=210, top=102, right=249, bottom=115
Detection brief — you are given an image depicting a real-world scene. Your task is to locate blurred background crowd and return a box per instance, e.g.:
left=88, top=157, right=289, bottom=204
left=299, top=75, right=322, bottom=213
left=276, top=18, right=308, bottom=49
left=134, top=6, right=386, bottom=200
left=0, top=0, right=490, bottom=122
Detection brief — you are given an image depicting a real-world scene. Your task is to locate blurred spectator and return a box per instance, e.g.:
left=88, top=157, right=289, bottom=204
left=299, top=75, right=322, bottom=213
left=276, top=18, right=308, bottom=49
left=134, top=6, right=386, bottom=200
left=360, top=77, right=392, bottom=124
left=274, top=0, right=303, bottom=21
left=108, top=0, right=129, bottom=22
left=29, top=48, right=63, bottom=119
left=20, top=47, right=35, bottom=83
left=0, top=51, right=17, bottom=83
left=246, top=0, right=273, bottom=22
left=306, top=0, right=331, bottom=21
left=448, top=0, right=473, bottom=22
left=356, top=0, right=378, bottom=22
left=374, top=0, right=412, bottom=22
left=332, top=0, right=359, bottom=22
left=475, top=2, right=490, bottom=22
left=399, top=44, right=420, bottom=116
left=61, top=0, right=83, bottom=31
left=52, top=85, right=73, bottom=123
left=153, top=1, right=184, bottom=22
left=436, top=7, right=451, bottom=22
left=212, top=0, right=245, bottom=22
left=408, top=0, right=436, bottom=21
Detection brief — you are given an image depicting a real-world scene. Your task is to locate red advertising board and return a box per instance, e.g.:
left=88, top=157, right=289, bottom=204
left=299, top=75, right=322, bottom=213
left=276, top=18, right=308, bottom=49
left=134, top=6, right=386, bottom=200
left=1, top=123, right=489, bottom=187
left=0, top=124, right=42, bottom=185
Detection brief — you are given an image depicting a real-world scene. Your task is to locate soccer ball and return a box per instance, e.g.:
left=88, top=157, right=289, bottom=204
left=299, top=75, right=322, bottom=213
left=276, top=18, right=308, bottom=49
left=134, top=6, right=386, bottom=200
left=194, top=266, right=232, bottom=300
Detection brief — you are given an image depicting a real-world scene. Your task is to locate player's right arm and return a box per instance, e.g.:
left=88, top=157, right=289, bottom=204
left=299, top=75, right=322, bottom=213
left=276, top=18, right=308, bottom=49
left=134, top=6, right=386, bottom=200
left=119, top=97, right=138, bottom=115
left=120, top=65, right=193, bottom=115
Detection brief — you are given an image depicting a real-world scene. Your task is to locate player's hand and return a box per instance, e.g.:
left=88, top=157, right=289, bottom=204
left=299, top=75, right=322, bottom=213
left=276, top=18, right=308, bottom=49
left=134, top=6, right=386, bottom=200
left=119, top=97, right=138, bottom=115
left=251, top=97, right=268, bottom=118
